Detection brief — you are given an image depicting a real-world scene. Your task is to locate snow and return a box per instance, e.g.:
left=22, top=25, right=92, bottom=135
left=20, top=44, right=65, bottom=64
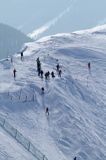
left=74, top=24, right=106, bottom=35
left=0, top=25, right=106, bottom=160
left=0, top=127, right=36, bottom=160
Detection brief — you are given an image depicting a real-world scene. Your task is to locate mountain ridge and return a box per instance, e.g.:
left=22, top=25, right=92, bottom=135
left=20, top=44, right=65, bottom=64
left=0, top=23, right=33, bottom=60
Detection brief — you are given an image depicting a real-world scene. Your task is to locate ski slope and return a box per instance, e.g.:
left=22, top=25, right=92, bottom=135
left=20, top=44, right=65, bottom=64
left=0, top=127, right=36, bottom=160
left=0, top=25, right=106, bottom=160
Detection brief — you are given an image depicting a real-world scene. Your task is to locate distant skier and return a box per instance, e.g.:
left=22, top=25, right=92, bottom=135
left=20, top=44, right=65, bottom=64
left=41, top=87, right=44, bottom=94
left=36, top=57, right=40, bottom=63
left=45, top=71, right=50, bottom=80
left=21, top=52, right=23, bottom=61
left=51, top=71, right=55, bottom=78
left=45, top=107, right=49, bottom=116
left=45, top=72, right=48, bottom=80
left=13, top=68, right=17, bottom=79
left=56, top=64, right=60, bottom=72
left=73, top=157, right=77, bottom=160
left=38, top=62, right=41, bottom=76
left=36, top=58, right=42, bottom=76
left=40, top=70, right=44, bottom=79
left=88, top=62, right=91, bottom=70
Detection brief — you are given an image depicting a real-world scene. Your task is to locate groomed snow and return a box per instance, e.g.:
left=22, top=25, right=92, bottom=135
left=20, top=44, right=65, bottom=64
left=0, top=127, right=36, bottom=160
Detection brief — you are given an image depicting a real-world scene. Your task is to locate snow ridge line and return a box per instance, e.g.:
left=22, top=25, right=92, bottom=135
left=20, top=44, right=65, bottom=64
left=0, top=116, right=48, bottom=160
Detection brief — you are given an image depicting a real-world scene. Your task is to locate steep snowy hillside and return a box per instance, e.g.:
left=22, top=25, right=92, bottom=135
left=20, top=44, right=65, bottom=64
left=0, top=25, right=106, bottom=160
left=0, top=127, right=36, bottom=160
left=74, top=24, right=106, bottom=35
left=0, top=23, right=33, bottom=60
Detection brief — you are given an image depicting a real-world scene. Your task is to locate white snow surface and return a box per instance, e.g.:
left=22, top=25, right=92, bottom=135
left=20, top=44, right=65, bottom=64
left=0, top=127, right=36, bottom=160
left=74, top=24, right=106, bottom=35
left=0, top=25, right=106, bottom=160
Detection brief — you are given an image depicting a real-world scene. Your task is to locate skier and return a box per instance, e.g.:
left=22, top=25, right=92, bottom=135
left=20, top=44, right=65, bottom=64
left=51, top=71, right=55, bottom=78
left=36, top=57, right=40, bottom=71
left=21, top=52, right=23, bottom=61
left=45, top=72, right=48, bottom=80
left=37, top=61, right=41, bottom=76
left=13, top=68, right=17, bottom=79
left=88, top=62, right=91, bottom=70
left=40, top=70, right=44, bottom=78
left=45, top=107, right=49, bottom=116
left=36, top=57, right=40, bottom=63
left=56, top=64, right=60, bottom=72
left=45, top=71, right=50, bottom=80
left=73, top=157, right=77, bottom=160
left=41, top=87, right=44, bottom=94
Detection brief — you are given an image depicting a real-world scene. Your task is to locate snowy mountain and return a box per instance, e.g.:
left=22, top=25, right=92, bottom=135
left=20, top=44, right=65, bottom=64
left=74, top=24, right=106, bottom=35
left=0, top=25, right=106, bottom=160
left=0, top=23, right=33, bottom=60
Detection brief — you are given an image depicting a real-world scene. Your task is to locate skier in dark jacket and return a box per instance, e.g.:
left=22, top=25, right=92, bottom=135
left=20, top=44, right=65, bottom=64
left=21, top=52, right=23, bottom=61
left=36, top=57, right=40, bottom=63
left=41, top=87, right=44, bottom=94
left=45, top=71, right=50, bottom=80
left=56, top=64, right=60, bottom=71
left=74, top=157, right=77, bottom=160
left=51, top=71, right=55, bottom=78
left=45, top=72, right=48, bottom=80
left=36, top=57, right=41, bottom=72
left=13, top=69, right=17, bottom=79
left=88, top=62, right=91, bottom=70
left=45, top=107, right=49, bottom=115
left=40, top=70, right=44, bottom=78
left=37, top=61, right=41, bottom=76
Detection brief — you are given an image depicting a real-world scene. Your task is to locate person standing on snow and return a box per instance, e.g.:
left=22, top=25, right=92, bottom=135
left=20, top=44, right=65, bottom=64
left=41, top=87, right=44, bottom=94
left=73, top=157, right=77, bottom=160
left=51, top=71, right=55, bottom=78
left=56, top=64, right=60, bottom=72
left=40, top=70, right=44, bottom=79
left=13, top=68, right=17, bottom=79
left=36, top=57, right=40, bottom=70
left=88, top=62, right=91, bottom=70
left=45, top=107, right=49, bottom=116
left=21, top=52, right=24, bottom=61
left=37, top=61, right=41, bottom=76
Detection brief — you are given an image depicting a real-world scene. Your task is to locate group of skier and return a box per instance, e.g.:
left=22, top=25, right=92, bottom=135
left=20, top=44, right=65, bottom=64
left=11, top=52, right=91, bottom=160
left=12, top=51, right=24, bottom=79
left=36, top=57, right=63, bottom=117
left=13, top=52, right=91, bottom=82
left=56, top=63, right=62, bottom=77
left=13, top=52, right=91, bottom=83
left=36, top=57, right=59, bottom=80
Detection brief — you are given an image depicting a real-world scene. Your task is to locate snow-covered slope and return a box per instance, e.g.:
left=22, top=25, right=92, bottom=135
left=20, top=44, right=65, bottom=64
left=0, top=23, right=33, bottom=60
left=0, top=25, right=106, bottom=160
left=74, top=24, right=106, bottom=35
left=0, top=127, right=36, bottom=160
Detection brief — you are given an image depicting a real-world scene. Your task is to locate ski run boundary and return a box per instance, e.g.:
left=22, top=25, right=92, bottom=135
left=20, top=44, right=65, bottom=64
left=0, top=116, right=48, bottom=160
